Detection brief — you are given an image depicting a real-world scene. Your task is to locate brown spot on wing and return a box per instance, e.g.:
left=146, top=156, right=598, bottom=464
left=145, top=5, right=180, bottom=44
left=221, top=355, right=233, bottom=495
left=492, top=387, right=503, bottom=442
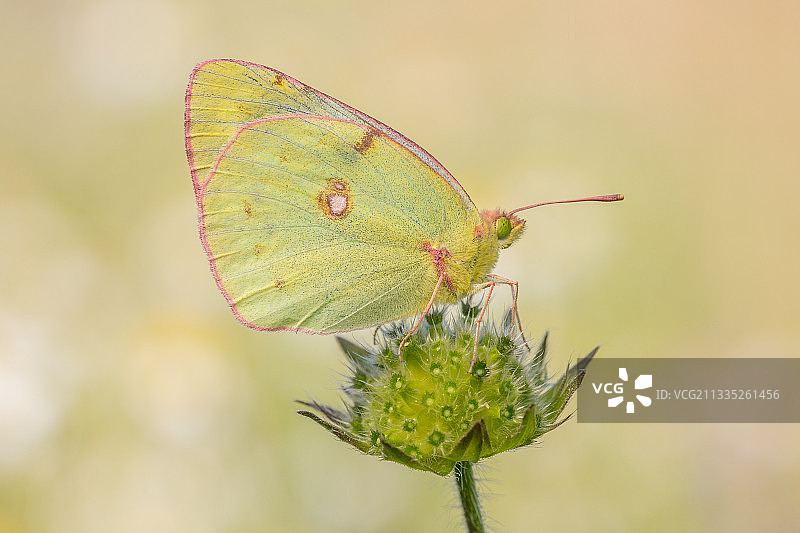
left=243, top=200, right=253, bottom=218
left=272, top=74, right=285, bottom=87
left=354, top=129, right=376, bottom=154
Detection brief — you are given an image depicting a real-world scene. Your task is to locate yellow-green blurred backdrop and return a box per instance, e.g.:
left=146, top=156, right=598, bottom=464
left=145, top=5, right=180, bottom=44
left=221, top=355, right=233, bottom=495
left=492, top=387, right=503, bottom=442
left=2, top=1, right=799, bottom=531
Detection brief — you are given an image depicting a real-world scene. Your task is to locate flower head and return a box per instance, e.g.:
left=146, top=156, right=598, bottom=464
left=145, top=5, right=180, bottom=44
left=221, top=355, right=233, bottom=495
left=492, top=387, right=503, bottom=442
left=298, top=301, right=596, bottom=476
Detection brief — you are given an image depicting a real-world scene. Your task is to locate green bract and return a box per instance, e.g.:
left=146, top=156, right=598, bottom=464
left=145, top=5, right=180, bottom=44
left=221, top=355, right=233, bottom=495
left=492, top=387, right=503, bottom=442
left=298, top=301, right=596, bottom=476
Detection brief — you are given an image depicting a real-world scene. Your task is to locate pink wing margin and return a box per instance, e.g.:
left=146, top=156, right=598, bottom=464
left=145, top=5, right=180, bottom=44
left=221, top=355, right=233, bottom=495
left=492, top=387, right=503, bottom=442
left=184, top=58, right=475, bottom=208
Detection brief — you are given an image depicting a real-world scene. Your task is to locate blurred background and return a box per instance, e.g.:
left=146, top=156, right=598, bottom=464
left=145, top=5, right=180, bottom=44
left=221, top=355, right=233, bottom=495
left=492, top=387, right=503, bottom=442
left=1, top=0, right=799, bottom=531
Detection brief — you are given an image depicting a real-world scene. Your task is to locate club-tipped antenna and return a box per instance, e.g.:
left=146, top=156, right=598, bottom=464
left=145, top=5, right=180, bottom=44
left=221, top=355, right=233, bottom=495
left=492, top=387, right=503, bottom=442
left=509, top=194, right=624, bottom=215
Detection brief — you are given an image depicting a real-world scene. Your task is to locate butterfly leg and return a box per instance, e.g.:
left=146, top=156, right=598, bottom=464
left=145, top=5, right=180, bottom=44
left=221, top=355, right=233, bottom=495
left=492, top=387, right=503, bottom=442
left=486, top=273, right=529, bottom=350
left=398, top=272, right=445, bottom=362
left=469, top=280, right=495, bottom=373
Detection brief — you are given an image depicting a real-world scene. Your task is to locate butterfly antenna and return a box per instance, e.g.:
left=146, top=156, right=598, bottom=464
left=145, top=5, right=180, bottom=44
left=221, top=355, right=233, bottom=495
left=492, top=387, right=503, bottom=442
left=509, top=194, right=624, bottom=215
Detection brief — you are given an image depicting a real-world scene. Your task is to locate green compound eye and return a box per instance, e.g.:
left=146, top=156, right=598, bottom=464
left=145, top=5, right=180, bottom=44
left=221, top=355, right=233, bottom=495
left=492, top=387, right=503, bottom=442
left=496, top=216, right=511, bottom=240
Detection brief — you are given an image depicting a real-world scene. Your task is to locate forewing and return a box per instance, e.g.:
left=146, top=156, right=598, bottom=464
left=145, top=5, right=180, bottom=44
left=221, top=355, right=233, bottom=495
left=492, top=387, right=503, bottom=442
left=200, top=116, right=475, bottom=332
left=185, top=59, right=476, bottom=210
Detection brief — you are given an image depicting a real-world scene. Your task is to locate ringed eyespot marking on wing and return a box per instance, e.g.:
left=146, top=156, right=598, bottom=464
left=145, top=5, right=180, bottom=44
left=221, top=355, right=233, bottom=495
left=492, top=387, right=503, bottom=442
left=317, top=178, right=353, bottom=220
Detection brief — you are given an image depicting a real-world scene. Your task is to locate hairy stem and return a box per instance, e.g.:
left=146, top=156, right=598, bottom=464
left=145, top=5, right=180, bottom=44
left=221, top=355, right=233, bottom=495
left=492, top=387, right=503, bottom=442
left=454, top=461, right=484, bottom=533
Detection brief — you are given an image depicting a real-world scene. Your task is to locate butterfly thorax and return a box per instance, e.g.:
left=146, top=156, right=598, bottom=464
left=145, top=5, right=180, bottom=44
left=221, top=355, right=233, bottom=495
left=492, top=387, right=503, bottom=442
left=430, top=209, right=525, bottom=304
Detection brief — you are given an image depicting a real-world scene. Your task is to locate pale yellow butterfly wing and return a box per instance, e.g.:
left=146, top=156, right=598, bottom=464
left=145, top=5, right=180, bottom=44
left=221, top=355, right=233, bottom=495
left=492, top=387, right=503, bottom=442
left=199, top=115, right=481, bottom=332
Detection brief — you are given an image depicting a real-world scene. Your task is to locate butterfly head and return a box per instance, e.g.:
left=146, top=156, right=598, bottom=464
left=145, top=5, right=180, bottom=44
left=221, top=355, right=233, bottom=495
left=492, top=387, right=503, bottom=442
left=481, top=210, right=526, bottom=249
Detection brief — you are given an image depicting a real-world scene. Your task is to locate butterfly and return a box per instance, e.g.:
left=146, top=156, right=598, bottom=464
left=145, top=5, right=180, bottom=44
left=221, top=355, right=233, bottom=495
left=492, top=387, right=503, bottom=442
left=185, top=59, right=622, bottom=371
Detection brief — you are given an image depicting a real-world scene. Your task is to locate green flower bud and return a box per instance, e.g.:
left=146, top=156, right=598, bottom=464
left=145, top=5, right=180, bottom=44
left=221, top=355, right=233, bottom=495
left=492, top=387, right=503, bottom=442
left=297, top=301, right=597, bottom=476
